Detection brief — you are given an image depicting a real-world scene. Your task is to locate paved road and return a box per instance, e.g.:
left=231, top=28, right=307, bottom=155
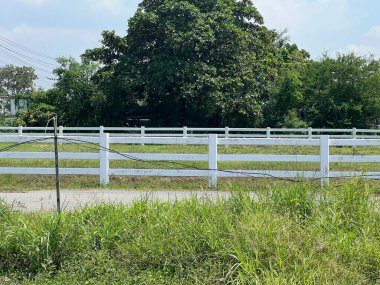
left=0, top=190, right=242, bottom=212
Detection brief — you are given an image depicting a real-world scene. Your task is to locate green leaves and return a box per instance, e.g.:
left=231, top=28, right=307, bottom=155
left=0, top=65, right=37, bottom=98
left=84, top=0, right=280, bottom=127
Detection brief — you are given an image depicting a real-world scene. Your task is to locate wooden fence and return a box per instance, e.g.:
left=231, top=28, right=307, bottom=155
left=0, top=134, right=379, bottom=187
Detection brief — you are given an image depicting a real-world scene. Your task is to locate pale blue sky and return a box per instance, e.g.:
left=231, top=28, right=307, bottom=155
left=1, top=0, right=379, bottom=88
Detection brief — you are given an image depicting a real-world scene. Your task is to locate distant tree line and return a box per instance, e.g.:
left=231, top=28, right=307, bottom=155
left=2, top=0, right=380, bottom=128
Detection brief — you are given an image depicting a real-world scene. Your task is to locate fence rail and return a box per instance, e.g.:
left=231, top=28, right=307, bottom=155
left=1, top=126, right=380, bottom=139
left=0, top=134, right=379, bottom=187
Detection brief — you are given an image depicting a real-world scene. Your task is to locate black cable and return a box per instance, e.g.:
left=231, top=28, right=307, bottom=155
left=0, top=47, right=53, bottom=74
left=0, top=45, right=57, bottom=68
left=0, top=136, right=377, bottom=184
left=0, top=137, right=55, bottom=153
left=0, top=35, right=56, bottom=60
left=59, top=137, right=380, bottom=183
left=59, top=137, right=191, bottom=172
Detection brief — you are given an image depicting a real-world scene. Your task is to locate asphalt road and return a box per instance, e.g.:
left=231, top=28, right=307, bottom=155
left=0, top=190, right=243, bottom=212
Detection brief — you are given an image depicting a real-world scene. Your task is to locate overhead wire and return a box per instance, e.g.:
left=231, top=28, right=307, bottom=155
left=0, top=44, right=57, bottom=68
left=0, top=36, right=58, bottom=88
left=0, top=35, right=56, bottom=60
left=0, top=47, right=53, bottom=74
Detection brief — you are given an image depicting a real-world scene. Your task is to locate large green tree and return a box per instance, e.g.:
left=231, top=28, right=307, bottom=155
left=84, top=0, right=280, bottom=127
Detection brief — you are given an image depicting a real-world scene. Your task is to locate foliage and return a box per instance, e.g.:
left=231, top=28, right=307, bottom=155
left=0, top=182, right=380, bottom=284
left=302, top=53, right=380, bottom=128
left=45, top=57, right=106, bottom=126
left=14, top=90, right=55, bottom=126
left=0, top=65, right=37, bottom=97
left=84, top=0, right=280, bottom=127
left=0, top=64, right=37, bottom=116
left=266, top=52, right=380, bottom=128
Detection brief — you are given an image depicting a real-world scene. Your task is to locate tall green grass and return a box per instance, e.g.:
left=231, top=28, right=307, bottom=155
left=0, top=182, right=379, bottom=284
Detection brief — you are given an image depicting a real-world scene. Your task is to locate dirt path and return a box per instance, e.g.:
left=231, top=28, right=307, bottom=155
left=0, top=190, right=244, bottom=212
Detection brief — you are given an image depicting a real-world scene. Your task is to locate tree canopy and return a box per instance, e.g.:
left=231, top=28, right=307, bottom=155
left=84, top=0, right=281, bottom=127
left=0, top=65, right=37, bottom=116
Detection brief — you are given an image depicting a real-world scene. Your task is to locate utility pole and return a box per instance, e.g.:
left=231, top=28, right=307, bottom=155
left=54, top=116, right=61, bottom=214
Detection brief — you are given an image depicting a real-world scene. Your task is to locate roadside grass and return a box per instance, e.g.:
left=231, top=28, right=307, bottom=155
left=0, top=181, right=379, bottom=284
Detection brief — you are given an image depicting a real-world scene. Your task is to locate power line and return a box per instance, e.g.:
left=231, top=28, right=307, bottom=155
left=0, top=35, right=56, bottom=60
left=0, top=46, right=53, bottom=74
left=0, top=44, right=58, bottom=68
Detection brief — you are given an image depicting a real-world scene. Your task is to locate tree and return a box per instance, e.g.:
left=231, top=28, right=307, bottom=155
left=302, top=53, right=380, bottom=128
left=15, top=89, right=55, bottom=126
left=84, top=0, right=280, bottom=127
left=264, top=42, right=310, bottom=127
left=0, top=65, right=37, bottom=115
left=42, top=57, right=105, bottom=126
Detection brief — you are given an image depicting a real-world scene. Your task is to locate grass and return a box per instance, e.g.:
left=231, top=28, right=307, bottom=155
left=0, top=181, right=379, bottom=284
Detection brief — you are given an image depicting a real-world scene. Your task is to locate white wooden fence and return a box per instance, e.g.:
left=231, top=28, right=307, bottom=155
left=1, top=126, right=380, bottom=139
left=0, top=134, right=379, bottom=187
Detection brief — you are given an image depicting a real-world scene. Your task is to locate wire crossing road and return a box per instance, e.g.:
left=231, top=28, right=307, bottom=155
left=0, top=190, right=251, bottom=212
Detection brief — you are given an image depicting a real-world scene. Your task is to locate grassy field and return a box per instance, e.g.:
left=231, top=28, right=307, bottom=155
left=0, top=142, right=379, bottom=191
left=0, top=181, right=379, bottom=284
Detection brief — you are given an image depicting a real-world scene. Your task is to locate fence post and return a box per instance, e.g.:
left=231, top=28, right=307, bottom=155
left=18, top=126, right=23, bottom=136
left=266, top=127, right=271, bottom=138
left=100, top=133, right=109, bottom=186
left=208, top=134, right=218, bottom=187
left=320, top=135, right=330, bottom=187
left=99, top=126, right=104, bottom=134
left=224, top=127, right=229, bottom=147
left=308, top=127, right=312, bottom=139
left=58, top=126, right=64, bottom=145
left=183, top=126, right=187, bottom=137
left=141, top=126, right=145, bottom=146
left=352, top=127, right=357, bottom=139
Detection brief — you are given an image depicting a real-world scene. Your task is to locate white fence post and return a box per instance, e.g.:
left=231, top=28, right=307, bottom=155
left=320, top=135, right=330, bottom=186
left=58, top=126, right=64, bottom=145
left=266, top=127, right=271, bottom=138
left=308, top=127, right=312, bottom=139
left=208, top=134, right=218, bottom=187
left=225, top=127, right=229, bottom=147
left=141, top=126, right=145, bottom=146
left=183, top=126, right=187, bottom=137
left=99, top=126, right=104, bottom=134
left=18, top=126, right=23, bottom=136
left=352, top=127, right=357, bottom=139
left=99, top=133, right=109, bottom=186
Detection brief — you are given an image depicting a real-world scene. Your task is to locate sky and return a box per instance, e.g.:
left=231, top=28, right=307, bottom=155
left=0, top=0, right=380, bottom=88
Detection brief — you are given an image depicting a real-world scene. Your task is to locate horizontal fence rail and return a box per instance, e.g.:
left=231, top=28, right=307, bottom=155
left=0, top=134, right=379, bottom=186
left=1, top=126, right=380, bottom=139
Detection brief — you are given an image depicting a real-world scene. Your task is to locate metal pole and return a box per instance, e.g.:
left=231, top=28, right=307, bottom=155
left=54, top=116, right=61, bottom=213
